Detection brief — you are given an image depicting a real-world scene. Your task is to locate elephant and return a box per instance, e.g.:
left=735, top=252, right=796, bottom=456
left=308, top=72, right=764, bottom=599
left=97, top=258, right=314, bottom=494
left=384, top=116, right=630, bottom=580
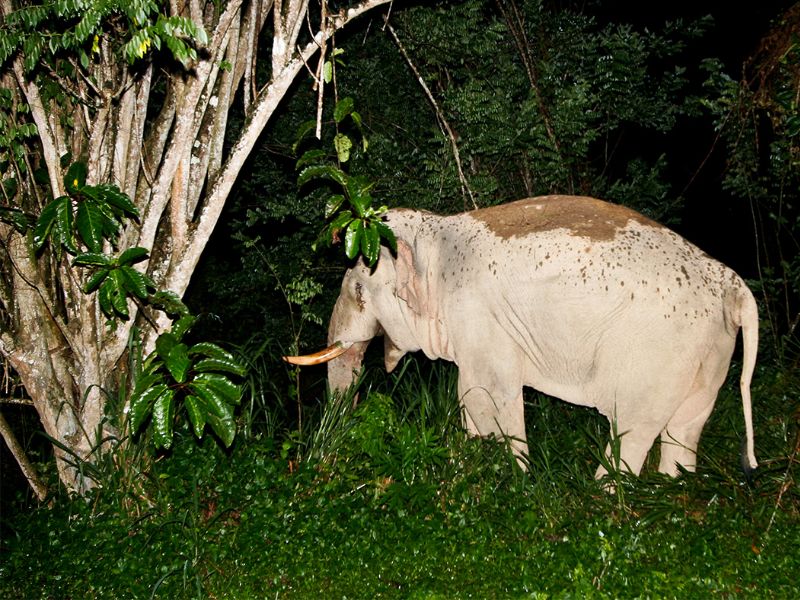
left=285, top=195, right=758, bottom=478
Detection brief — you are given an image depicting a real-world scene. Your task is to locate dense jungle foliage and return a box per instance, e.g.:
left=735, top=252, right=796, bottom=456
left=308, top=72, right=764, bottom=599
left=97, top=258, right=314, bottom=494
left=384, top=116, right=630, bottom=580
left=2, top=0, right=799, bottom=597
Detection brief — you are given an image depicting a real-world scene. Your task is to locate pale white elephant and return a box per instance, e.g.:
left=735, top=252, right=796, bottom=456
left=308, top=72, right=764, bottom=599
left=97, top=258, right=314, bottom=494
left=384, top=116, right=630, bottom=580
left=286, top=195, right=758, bottom=478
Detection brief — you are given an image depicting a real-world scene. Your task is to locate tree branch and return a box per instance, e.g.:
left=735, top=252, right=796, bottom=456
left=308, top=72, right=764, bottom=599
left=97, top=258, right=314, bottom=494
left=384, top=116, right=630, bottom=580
left=384, top=20, right=477, bottom=210
left=0, top=410, right=48, bottom=502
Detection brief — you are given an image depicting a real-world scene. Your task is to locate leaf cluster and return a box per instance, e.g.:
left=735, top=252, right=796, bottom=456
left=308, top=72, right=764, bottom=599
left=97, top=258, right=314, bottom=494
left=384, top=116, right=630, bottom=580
left=0, top=0, right=208, bottom=72
left=295, top=96, right=396, bottom=266
left=129, top=312, right=246, bottom=450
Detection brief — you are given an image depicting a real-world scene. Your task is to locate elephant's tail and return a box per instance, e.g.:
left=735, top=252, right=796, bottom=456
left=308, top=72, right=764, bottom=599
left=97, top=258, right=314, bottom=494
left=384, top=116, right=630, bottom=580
left=734, top=283, right=759, bottom=474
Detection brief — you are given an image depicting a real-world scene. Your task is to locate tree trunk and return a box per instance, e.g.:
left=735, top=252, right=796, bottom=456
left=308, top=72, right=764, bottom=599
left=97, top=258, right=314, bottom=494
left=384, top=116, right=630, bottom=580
left=0, top=0, right=393, bottom=493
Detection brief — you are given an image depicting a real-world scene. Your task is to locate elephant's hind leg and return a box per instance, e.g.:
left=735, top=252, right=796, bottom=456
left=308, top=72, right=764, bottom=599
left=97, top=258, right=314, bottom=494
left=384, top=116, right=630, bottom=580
left=594, top=424, right=662, bottom=479
left=658, top=389, right=717, bottom=476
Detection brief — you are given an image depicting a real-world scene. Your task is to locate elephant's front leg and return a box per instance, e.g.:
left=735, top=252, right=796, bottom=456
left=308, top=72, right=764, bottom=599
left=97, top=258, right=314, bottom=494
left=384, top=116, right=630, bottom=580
left=458, top=375, right=529, bottom=469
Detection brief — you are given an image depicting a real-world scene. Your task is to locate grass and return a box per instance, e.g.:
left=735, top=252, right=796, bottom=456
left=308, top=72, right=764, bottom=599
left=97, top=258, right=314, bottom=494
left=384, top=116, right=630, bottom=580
left=1, top=359, right=798, bottom=598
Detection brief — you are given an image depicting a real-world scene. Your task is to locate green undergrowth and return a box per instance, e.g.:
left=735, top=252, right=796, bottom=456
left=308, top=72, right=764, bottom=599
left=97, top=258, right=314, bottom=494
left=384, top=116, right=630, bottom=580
left=1, top=361, right=798, bottom=598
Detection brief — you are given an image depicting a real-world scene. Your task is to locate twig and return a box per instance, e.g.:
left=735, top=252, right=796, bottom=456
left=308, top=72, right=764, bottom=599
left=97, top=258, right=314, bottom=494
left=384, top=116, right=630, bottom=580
left=0, top=410, right=48, bottom=501
left=384, top=19, right=477, bottom=210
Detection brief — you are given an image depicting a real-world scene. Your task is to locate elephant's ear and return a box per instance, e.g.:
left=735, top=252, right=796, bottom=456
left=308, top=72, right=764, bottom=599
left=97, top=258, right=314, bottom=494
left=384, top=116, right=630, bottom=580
left=395, top=238, right=427, bottom=315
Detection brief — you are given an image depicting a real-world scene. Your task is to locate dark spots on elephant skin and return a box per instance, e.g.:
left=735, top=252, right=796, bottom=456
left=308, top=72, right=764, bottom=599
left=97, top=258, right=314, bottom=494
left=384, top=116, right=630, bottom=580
left=355, top=282, right=365, bottom=312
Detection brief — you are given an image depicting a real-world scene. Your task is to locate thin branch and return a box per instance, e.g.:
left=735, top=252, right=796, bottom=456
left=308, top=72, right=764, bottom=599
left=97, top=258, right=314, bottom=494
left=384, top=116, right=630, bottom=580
left=384, top=19, right=477, bottom=210
left=0, top=410, right=48, bottom=501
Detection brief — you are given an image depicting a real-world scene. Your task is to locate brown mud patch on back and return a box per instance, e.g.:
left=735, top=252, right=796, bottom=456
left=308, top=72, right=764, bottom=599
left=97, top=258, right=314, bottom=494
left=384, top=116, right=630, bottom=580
left=470, top=195, right=663, bottom=241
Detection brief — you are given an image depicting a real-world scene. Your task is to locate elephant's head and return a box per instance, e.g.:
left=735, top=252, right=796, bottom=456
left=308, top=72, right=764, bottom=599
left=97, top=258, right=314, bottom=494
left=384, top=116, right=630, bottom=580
left=284, top=213, right=432, bottom=393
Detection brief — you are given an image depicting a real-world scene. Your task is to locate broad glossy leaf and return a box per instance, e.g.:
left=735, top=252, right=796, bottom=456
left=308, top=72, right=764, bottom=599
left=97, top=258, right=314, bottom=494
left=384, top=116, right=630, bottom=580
left=334, top=96, right=355, bottom=124
left=324, top=194, right=346, bottom=219
left=292, top=120, right=317, bottom=153
left=152, top=389, right=175, bottom=449
left=150, top=290, right=190, bottom=318
left=129, top=381, right=168, bottom=432
left=361, top=221, right=381, bottom=266
left=83, top=268, right=109, bottom=294
left=165, top=342, right=190, bottom=383
left=98, top=278, right=115, bottom=318
left=155, top=331, right=179, bottom=361
left=188, top=342, right=236, bottom=361
left=205, top=412, right=235, bottom=448
left=297, top=165, right=348, bottom=188
left=72, top=252, right=111, bottom=267
left=53, top=196, right=79, bottom=255
left=170, top=314, right=197, bottom=339
left=194, top=357, right=247, bottom=377
left=295, top=148, right=327, bottom=170
left=33, top=197, right=63, bottom=251
left=76, top=201, right=105, bottom=252
left=118, top=246, right=149, bottom=266
left=119, top=265, right=151, bottom=299
left=190, top=383, right=235, bottom=447
left=93, top=184, right=138, bottom=219
left=184, top=395, right=207, bottom=438
left=109, top=269, right=130, bottom=318
left=344, top=219, right=362, bottom=260
left=375, top=221, right=397, bottom=253
left=193, top=372, right=242, bottom=405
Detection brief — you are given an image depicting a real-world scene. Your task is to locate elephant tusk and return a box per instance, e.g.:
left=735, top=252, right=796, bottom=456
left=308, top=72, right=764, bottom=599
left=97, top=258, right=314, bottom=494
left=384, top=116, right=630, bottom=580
left=282, top=341, right=350, bottom=366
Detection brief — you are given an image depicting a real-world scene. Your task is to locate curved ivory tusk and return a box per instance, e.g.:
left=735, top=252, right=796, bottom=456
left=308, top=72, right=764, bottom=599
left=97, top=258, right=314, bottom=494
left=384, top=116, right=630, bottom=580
left=282, top=341, right=350, bottom=366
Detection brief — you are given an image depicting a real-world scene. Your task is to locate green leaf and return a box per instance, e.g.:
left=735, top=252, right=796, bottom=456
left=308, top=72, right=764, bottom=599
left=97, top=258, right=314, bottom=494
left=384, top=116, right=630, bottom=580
left=375, top=221, right=397, bottom=254
left=334, top=96, right=355, bottom=124
left=362, top=221, right=381, bottom=266
left=152, top=389, right=176, bottom=449
left=64, top=161, right=87, bottom=193
left=297, top=165, right=348, bottom=188
left=189, top=382, right=235, bottom=447
left=193, top=357, right=247, bottom=377
left=165, top=343, right=190, bottom=383
left=119, top=265, right=151, bottom=299
left=170, top=314, right=197, bottom=339
left=344, top=219, right=362, bottom=260
left=72, top=252, right=111, bottom=267
left=33, top=197, right=64, bottom=251
left=348, top=177, right=373, bottom=218
left=118, top=246, right=149, bottom=265
left=83, top=268, right=110, bottom=294
left=98, top=278, right=115, bottom=318
left=150, top=290, right=190, bottom=318
left=76, top=201, right=105, bottom=252
left=322, top=60, right=333, bottom=84
left=193, top=372, right=241, bottom=405
left=129, top=381, right=168, bottom=432
left=109, top=269, right=130, bottom=318
left=156, top=332, right=179, bottom=362
left=295, top=148, right=327, bottom=170
left=325, top=194, right=346, bottom=219
left=53, top=196, right=79, bottom=255
left=188, top=342, right=235, bottom=360
left=93, top=184, right=139, bottom=219
left=184, top=395, right=207, bottom=438
left=292, top=120, right=317, bottom=153
left=334, top=133, right=353, bottom=163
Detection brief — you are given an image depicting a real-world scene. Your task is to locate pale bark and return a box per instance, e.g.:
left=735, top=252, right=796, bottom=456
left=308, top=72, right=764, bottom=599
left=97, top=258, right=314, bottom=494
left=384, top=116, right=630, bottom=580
left=0, top=0, right=393, bottom=493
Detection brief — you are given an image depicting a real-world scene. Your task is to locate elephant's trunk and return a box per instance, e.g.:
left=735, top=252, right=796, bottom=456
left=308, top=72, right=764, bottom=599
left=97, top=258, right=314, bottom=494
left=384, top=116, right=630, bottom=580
left=327, top=341, right=369, bottom=392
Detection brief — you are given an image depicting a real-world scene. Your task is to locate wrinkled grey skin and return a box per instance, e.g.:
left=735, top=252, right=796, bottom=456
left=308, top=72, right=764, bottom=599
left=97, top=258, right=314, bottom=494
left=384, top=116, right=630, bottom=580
left=325, top=195, right=758, bottom=477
